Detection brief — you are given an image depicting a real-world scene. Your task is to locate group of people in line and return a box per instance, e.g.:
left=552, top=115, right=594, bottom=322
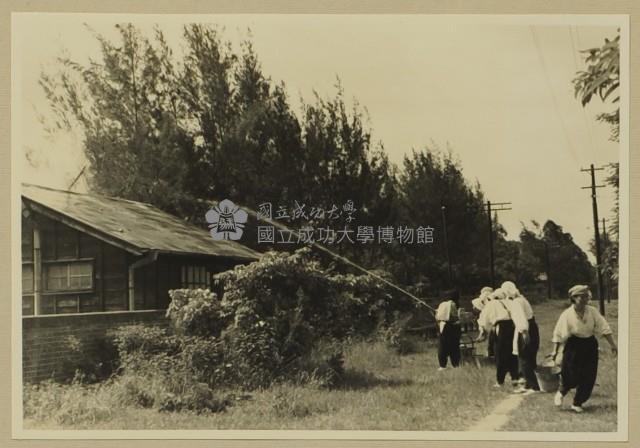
left=434, top=282, right=617, bottom=413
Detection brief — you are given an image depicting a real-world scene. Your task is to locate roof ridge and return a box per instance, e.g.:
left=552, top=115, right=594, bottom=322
left=21, top=182, right=157, bottom=208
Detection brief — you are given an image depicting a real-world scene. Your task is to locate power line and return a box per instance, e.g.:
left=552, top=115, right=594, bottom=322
left=203, top=199, right=439, bottom=317
left=530, top=26, right=580, bottom=164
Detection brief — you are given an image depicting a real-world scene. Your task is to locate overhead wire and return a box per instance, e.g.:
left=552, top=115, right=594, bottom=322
left=529, top=26, right=581, bottom=165
left=204, top=199, right=439, bottom=316
left=569, top=26, right=599, bottom=156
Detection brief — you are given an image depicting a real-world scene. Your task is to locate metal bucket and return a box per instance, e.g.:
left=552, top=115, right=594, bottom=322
left=535, top=364, right=561, bottom=392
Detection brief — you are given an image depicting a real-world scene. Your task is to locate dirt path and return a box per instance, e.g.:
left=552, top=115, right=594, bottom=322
left=466, top=392, right=526, bottom=431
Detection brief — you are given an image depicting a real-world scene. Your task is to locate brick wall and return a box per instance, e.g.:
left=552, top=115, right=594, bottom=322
left=22, top=310, right=169, bottom=383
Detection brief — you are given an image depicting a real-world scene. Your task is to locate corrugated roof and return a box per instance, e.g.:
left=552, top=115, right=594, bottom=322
left=22, top=183, right=261, bottom=260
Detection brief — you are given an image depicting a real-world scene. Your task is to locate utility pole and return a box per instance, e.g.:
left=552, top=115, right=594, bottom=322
left=544, top=241, right=552, bottom=300
left=486, top=201, right=511, bottom=287
left=542, top=241, right=561, bottom=300
left=441, top=205, right=453, bottom=287
left=602, top=218, right=610, bottom=303
left=581, top=164, right=606, bottom=315
left=68, top=165, right=87, bottom=191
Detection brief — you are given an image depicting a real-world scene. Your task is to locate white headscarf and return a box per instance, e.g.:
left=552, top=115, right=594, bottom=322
left=472, top=286, right=494, bottom=311
left=501, top=281, right=520, bottom=299
left=491, top=288, right=507, bottom=301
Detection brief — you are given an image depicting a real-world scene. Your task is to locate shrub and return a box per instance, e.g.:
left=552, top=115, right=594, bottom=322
left=109, top=249, right=398, bottom=393
left=110, top=324, right=230, bottom=412
left=378, top=312, right=417, bottom=355
left=210, top=248, right=397, bottom=388
left=109, top=349, right=229, bottom=413
left=166, top=289, right=226, bottom=337
left=111, top=325, right=180, bottom=361
left=61, top=334, right=119, bottom=383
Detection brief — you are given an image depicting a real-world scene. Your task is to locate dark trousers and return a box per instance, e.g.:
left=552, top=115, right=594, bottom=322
left=517, top=317, right=540, bottom=390
left=488, top=329, right=496, bottom=357
left=494, top=320, right=520, bottom=384
left=560, top=336, right=599, bottom=406
left=438, top=322, right=461, bottom=368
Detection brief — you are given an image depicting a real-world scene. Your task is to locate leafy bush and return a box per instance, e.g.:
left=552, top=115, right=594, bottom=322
left=166, top=288, right=226, bottom=337
left=108, top=346, right=229, bottom=413
left=109, top=324, right=230, bottom=412
left=378, top=312, right=417, bottom=355
left=109, top=249, right=396, bottom=393
left=111, top=324, right=180, bottom=361
left=209, top=248, right=395, bottom=387
left=61, top=334, right=119, bottom=383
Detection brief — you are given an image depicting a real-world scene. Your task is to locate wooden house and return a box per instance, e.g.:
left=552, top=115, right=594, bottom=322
left=21, top=183, right=260, bottom=316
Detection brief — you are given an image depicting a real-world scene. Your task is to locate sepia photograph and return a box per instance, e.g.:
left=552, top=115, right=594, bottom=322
left=10, top=13, right=628, bottom=440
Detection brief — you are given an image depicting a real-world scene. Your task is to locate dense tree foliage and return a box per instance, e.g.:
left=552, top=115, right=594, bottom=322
left=520, top=220, right=594, bottom=297
left=40, top=23, right=588, bottom=298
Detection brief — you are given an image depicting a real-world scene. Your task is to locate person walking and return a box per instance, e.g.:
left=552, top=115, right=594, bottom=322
left=550, top=285, right=617, bottom=413
left=472, top=286, right=496, bottom=358
left=472, top=286, right=493, bottom=314
left=476, top=288, right=520, bottom=388
left=502, top=281, right=540, bottom=395
left=435, top=290, right=462, bottom=370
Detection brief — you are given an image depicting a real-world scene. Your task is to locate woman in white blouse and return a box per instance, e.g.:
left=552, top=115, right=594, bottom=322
left=550, top=285, right=617, bottom=413
left=502, top=281, right=540, bottom=395
left=476, top=289, right=520, bottom=387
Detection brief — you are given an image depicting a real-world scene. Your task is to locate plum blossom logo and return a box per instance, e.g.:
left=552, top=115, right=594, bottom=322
left=205, top=199, right=248, bottom=241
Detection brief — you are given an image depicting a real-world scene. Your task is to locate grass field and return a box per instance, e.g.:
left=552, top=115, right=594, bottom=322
left=23, top=299, right=619, bottom=432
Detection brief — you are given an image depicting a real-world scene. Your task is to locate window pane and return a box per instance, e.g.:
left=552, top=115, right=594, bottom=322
left=69, top=276, right=82, bottom=289
left=22, top=265, right=34, bottom=293
left=22, top=296, right=34, bottom=316
left=45, top=265, right=67, bottom=291
left=180, top=266, right=209, bottom=289
left=45, top=262, right=93, bottom=291
left=21, top=220, right=33, bottom=261
left=187, top=266, right=194, bottom=285
left=79, top=276, right=92, bottom=288
left=69, top=263, right=91, bottom=276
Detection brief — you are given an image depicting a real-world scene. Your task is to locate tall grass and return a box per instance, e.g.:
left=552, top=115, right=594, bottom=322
left=24, top=334, right=504, bottom=430
left=23, top=301, right=618, bottom=431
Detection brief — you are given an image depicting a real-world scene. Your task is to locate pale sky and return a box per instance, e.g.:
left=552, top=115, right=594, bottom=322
left=13, top=14, right=624, bottom=260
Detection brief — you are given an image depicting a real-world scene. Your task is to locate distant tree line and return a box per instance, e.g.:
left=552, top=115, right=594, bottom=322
left=39, top=23, right=595, bottom=298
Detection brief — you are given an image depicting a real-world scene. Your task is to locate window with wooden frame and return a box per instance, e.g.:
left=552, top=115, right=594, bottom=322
left=44, top=261, right=94, bottom=292
left=180, top=265, right=210, bottom=289
left=22, top=218, right=35, bottom=315
left=22, top=264, right=34, bottom=316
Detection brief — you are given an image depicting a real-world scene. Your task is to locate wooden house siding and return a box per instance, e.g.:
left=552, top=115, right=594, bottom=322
left=22, top=211, right=253, bottom=316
